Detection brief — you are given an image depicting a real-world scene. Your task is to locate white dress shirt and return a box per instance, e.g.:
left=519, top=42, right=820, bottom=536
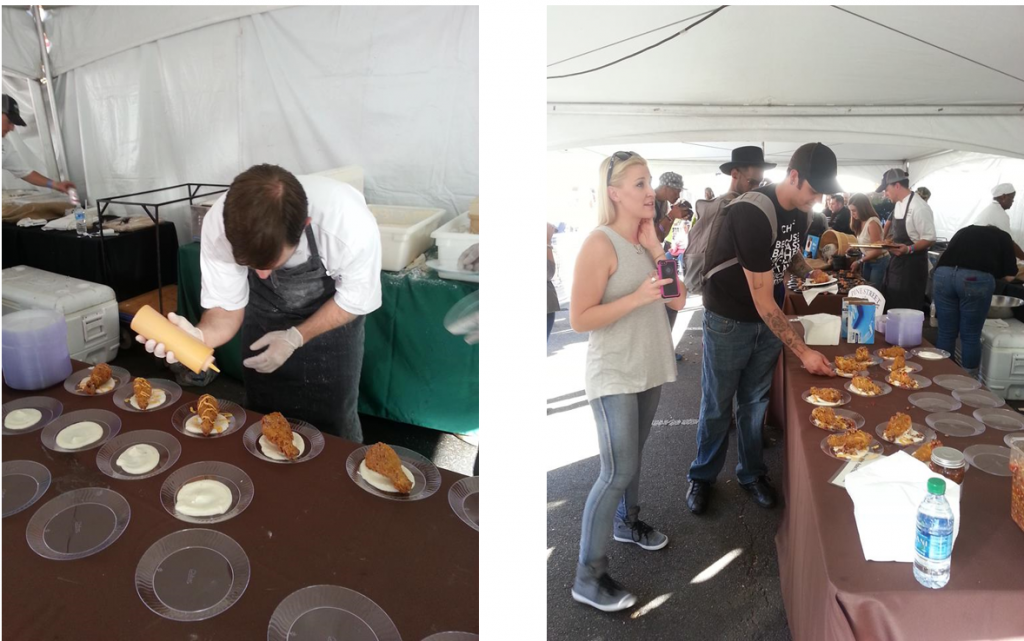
left=891, top=192, right=936, bottom=243
left=200, top=175, right=382, bottom=316
left=972, top=200, right=1010, bottom=234
left=2, top=138, right=31, bottom=179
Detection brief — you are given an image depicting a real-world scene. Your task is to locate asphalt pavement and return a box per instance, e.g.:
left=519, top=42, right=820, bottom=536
left=546, top=305, right=792, bottom=641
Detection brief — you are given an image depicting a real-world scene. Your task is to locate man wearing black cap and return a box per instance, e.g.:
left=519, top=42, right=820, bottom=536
left=877, top=168, right=935, bottom=312
left=2, top=94, right=76, bottom=194
left=687, top=143, right=837, bottom=515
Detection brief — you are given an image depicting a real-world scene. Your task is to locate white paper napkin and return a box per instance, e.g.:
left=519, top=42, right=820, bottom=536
left=16, top=217, right=47, bottom=227
left=844, top=451, right=961, bottom=563
left=803, top=283, right=838, bottom=305
left=798, top=313, right=841, bottom=345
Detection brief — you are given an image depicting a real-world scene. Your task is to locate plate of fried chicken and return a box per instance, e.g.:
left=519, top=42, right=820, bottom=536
left=346, top=442, right=441, bottom=501
left=242, top=412, right=324, bottom=464
left=64, top=363, right=131, bottom=396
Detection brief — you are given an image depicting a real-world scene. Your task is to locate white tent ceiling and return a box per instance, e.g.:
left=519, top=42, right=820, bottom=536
left=547, top=5, right=1024, bottom=159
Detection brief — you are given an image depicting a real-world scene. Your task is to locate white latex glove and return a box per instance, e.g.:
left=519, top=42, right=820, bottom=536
left=242, top=327, right=304, bottom=374
left=136, top=312, right=205, bottom=365
left=458, top=244, right=479, bottom=272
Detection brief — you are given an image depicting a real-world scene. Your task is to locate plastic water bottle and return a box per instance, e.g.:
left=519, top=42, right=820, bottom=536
left=913, top=477, right=954, bottom=588
left=74, top=206, right=88, bottom=236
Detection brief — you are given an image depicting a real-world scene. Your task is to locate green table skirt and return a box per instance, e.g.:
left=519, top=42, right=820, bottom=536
left=177, top=243, right=478, bottom=435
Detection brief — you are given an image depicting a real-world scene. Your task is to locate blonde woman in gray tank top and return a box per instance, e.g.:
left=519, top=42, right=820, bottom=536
left=569, top=152, right=688, bottom=612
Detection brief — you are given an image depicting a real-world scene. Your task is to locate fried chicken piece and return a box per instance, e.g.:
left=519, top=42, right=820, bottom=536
left=888, top=368, right=918, bottom=389
left=191, top=394, right=220, bottom=436
left=879, top=345, right=906, bottom=359
left=884, top=412, right=913, bottom=442
left=852, top=376, right=881, bottom=395
left=811, top=407, right=852, bottom=432
left=364, top=442, right=412, bottom=494
left=855, top=347, right=870, bottom=363
left=892, top=354, right=907, bottom=372
left=261, top=412, right=299, bottom=459
left=835, top=356, right=863, bottom=375
left=133, top=377, right=152, bottom=410
left=810, top=271, right=831, bottom=284
left=913, top=439, right=943, bottom=463
left=827, top=429, right=874, bottom=458
left=810, top=387, right=842, bottom=404
left=80, top=363, right=112, bottom=395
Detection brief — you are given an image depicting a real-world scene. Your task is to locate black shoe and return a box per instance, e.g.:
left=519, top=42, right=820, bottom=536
left=687, top=480, right=710, bottom=515
left=741, top=476, right=777, bottom=509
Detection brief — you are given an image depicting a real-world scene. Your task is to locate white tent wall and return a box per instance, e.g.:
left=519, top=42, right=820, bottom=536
left=4, top=5, right=479, bottom=248
left=1, top=7, right=39, bottom=78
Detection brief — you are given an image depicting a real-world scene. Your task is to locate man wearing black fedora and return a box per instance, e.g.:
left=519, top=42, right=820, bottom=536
left=687, top=143, right=838, bottom=515
left=2, top=94, right=76, bottom=195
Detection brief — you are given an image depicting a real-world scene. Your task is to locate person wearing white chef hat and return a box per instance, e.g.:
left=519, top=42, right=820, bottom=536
left=971, top=183, right=1023, bottom=259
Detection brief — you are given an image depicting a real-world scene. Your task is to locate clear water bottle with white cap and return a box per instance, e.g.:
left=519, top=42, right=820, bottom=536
left=913, top=477, right=954, bottom=588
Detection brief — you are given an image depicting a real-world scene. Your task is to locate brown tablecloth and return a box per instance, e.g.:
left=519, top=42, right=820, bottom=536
left=783, top=290, right=846, bottom=316
left=2, top=366, right=478, bottom=639
left=776, top=337, right=1024, bottom=641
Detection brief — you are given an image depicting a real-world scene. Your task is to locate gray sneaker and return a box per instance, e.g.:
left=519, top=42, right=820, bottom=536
left=613, top=518, right=668, bottom=551
left=571, top=572, right=638, bottom=612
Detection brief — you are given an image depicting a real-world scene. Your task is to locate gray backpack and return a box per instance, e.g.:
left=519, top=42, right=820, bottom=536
left=683, top=191, right=809, bottom=294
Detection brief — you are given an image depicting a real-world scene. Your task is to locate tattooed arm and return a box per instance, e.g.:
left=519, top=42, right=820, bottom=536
left=787, top=252, right=827, bottom=281
left=743, top=267, right=834, bottom=376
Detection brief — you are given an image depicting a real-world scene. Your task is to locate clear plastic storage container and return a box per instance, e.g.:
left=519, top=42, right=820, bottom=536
left=2, top=309, right=73, bottom=390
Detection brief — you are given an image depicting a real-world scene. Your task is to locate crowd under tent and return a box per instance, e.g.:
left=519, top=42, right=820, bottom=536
left=546, top=5, right=1024, bottom=243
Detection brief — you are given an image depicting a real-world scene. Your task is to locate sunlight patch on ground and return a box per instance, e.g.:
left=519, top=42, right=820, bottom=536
left=547, top=499, right=567, bottom=510
left=547, top=547, right=555, bottom=561
left=691, top=548, right=744, bottom=584
left=630, top=593, right=674, bottom=619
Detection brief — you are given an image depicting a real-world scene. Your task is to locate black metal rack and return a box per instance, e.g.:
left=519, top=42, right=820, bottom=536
left=95, top=183, right=229, bottom=314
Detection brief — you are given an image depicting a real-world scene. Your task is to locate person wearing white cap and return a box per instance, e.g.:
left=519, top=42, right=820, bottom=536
left=971, top=184, right=1023, bottom=259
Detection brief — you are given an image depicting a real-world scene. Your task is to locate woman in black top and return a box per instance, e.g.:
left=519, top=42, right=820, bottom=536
left=933, top=225, right=1018, bottom=374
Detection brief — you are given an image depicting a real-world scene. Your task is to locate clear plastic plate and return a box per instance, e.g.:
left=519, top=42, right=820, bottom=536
left=820, top=432, right=883, bottom=461
left=925, top=412, right=986, bottom=438
left=952, top=389, right=1005, bottom=409
left=160, top=461, right=254, bottom=524
left=448, top=476, right=479, bottom=532
left=2, top=396, right=63, bottom=435
left=422, top=634, right=479, bottom=641
left=136, top=528, right=250, bottom=621
left=96, top=429, right=182, bottom=481
left=801, top=388, right=851, bottom=407
left=809, top=408, right=865, bottom=432
left=833, top=366, right=869, bottom=379
left=880, top=360, right=923, bottom=373
left=932, top=374, right=982, bottom=392
left=346, top=445, right=442, bottom=502
left=41, top=409, right=121, bottom=452
left=885, top=373, right=932, bottom=390
left=910, top=347, right=951, bottom=361
left=26, top=487, right=130, bottom=560
left=1005, top=433, right=1024, bottom=448
left=63, top=365, right=131, bottom=397
left=908, top=392, right=962, bottom=413
left=973, top=408, right=1024, bottom=431
left=113, top=378, right=182, bottom=413
left=963, top=444, right=1012, bottom=476
left=170, top=399, right=247, bottom=439
left=242, top=418, right=325, bottom=464
left=874, top=422, right=935, bottom=447
left=2, top=460, right=51, bottom=518
left=267, top=585, right=401, bottom=641
left=844, top=379, right=892, bottom=397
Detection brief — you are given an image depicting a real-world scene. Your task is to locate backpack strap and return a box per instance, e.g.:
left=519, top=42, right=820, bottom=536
left=705, top=192, right=778, bottom=281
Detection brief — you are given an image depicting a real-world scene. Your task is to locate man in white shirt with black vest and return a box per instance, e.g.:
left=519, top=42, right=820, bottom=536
left=136, top=164, right=382, bottom=442
left=878, top=168, right=935, bottom=312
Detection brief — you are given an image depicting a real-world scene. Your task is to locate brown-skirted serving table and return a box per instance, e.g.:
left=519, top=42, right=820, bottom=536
left=1, top=364, right=478, bottom=639
left=775, top=335, right=1024, bottom=640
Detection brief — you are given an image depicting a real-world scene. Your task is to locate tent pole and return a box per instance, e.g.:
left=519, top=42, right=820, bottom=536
left=26, top=79, right=59, bottom=180
left=32, top=5, right=70, bottom=183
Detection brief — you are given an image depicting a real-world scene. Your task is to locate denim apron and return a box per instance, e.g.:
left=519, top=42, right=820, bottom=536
left=883, top=193, right=928, bottom=312
left=242, top=225, right=365, bottom=441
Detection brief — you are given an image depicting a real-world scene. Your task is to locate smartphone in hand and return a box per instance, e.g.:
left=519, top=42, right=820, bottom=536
left=657, top=259, right=681, bottom=298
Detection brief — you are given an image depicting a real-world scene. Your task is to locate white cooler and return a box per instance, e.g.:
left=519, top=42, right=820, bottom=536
left=1, top=266, right=120, bottom=365
left=974, top=318, right=1024, bottom=399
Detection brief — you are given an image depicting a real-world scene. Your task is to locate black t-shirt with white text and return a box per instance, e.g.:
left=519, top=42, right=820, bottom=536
left=704, top=184, right=805, bottom=322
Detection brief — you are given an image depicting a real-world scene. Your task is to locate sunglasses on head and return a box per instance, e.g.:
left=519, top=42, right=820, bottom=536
left=606, top=151, right=636, bottom=186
